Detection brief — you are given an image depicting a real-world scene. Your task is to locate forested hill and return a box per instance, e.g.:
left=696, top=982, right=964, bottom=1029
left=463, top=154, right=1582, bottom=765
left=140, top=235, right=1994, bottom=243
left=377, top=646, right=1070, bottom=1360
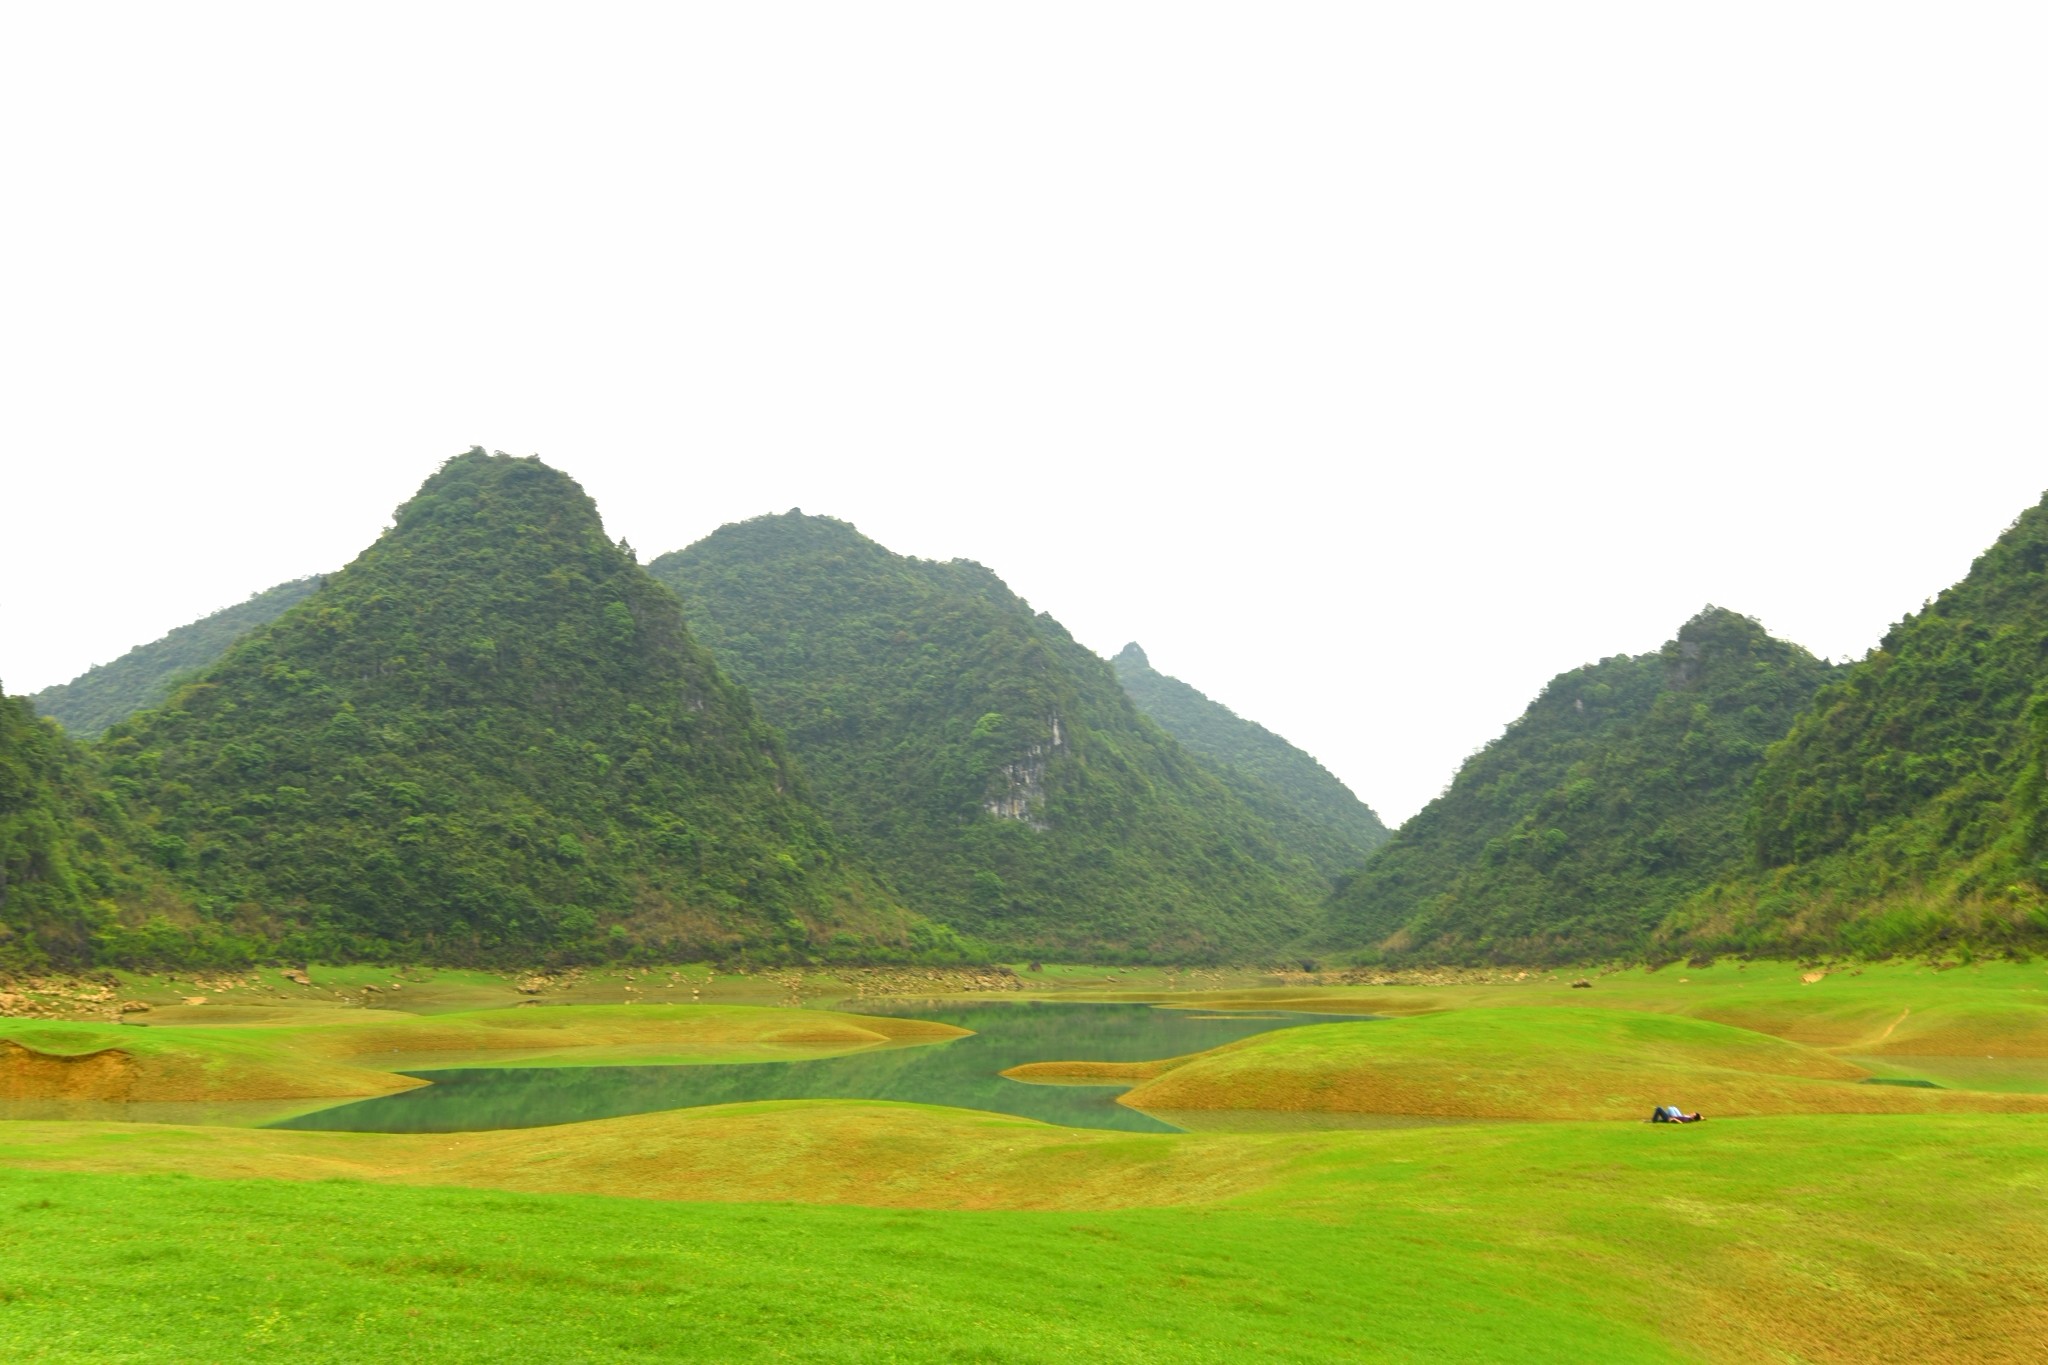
left=0, top=687, right=100, bottom=969
left=1328, top=608, right=1832, bottom=961
left=98, top=452, right=927, bottom=964
left=1672, top=493, right=2048, bottom=954
left=1112, top=643, right=1388, bottom=874
left=1, top=687, right=147, bottom=969
left=650, top=513, right=1333, bottom=959
left=31, top=578, right=324, bottom=739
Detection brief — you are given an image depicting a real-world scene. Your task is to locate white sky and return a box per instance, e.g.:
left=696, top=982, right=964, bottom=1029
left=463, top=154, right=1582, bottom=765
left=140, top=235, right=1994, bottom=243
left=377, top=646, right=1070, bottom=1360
left=3, top=4, right=2044, bottom=825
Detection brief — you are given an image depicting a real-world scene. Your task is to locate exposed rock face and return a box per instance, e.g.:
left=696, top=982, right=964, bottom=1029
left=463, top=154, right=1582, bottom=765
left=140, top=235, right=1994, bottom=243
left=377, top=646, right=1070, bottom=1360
left=984, top=716, right=1065, bottom=830
left=652, top=511, right=1334, bottom=956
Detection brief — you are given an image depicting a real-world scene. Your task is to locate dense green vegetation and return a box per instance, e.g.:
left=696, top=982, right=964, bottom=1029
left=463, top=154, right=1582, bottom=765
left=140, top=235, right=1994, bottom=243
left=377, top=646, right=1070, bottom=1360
left=30, top=578, right=323, bottom=739
left=1330, top=608, right=1832, bottom=962
left=94, top=452, right=933, bottom=966
left=0, top=690, right=169, bottom=971
left=1672, top=494, right=2048, bottom=955
left=20, top=457, right=2048, bottom=969
left=0, top=690, right=99, bottom=968
left=1113, top=642, right=1386, bottom=876
left=651, top=514, right=1333, bottom=959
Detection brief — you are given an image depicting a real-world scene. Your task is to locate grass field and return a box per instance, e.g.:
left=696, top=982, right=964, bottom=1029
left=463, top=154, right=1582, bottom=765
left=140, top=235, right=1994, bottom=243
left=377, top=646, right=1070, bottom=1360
left=1, top=958, right=2045, bottom=1360
left=0, top=1005, right=966, bottom=1110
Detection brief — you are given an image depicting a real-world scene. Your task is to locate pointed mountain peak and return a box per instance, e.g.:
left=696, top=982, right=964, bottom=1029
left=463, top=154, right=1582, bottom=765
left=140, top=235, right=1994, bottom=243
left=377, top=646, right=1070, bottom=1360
left=101, top=453, right=916, bottom=960
left=1111, top=641, right=1388, bottom=867
left=1663, top=606, right=1820, bottom=691
left=1334, top=605, right=1834, bottom=960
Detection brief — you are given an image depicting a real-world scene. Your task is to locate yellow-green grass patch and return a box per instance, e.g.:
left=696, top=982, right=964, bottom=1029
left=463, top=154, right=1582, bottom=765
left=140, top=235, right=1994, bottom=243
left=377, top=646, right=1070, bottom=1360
left=1110, top=1008, right=2048, bottom=1120
left=0, top=1100, right=1297, bottom=1211
left=0, top=1005, right=965, bottom=1110
left=2, top=1108, right=2045, bottom=1360
left=1148, top=959, right=2048, bottom=1060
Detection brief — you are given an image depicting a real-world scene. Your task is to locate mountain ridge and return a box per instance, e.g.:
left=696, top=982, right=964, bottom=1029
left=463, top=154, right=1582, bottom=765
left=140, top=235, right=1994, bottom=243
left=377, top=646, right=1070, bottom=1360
left=94, top=452, right=933, bottom=965
left=1330, top=606, right=1834, bottom=962
left=651, top=511, right=1335, bottom=960
left=31, top=577, right=325, bottom=738
left=1670, top=492, right=2048, bottom=955
left=1111, top=641, right=1388, bottom=875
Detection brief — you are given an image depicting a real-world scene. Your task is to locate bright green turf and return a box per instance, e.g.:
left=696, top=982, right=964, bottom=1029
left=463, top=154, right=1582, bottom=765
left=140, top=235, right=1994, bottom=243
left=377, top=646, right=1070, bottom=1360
left=1160, top=959, right=2048, bottom=1082
left=7, top=961, right=2048, bottom=1359
left=0, top=1166, right=1665, bottom=1363
left=4, top=1110, right=2046, bottom=1361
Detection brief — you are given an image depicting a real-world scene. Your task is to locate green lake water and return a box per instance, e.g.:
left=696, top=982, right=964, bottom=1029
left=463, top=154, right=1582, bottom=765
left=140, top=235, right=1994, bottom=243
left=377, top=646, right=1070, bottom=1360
left=275, top=1001, right=1373, bottom=1134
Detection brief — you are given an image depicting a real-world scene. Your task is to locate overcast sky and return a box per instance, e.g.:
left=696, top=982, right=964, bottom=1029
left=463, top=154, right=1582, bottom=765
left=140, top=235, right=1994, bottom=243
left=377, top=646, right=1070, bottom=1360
left=4, top=4, right=2044, bottom=825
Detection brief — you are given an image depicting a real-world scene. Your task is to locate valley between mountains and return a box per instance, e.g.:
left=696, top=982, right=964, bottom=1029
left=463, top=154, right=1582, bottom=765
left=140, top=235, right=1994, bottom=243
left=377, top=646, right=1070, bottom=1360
left=9, top=450, right=2048, bottom=1362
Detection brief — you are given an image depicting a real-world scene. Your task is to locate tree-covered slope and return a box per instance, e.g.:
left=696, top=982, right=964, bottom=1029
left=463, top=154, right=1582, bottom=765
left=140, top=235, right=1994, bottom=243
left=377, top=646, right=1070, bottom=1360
left=650, top=514, right=1332, bottom=959
left=0, top=686, right=189, bottom=971
left=1, top=688, right=115, bottom=970
left=100, top=452, right=925, bottom=964
left=31, top=577, right=323, bottom=738
left=1112, top=642, right=1388, bottom=874
left=1329, top=608, right=1832, bottom=961
left=1677, top=494, right=2048, bottom=952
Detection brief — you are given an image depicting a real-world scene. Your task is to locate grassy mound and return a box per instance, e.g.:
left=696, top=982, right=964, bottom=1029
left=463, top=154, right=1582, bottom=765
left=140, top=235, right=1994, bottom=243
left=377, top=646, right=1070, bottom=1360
left=291, top=1003, right=966, bottom=1070
left=0, top=1100, right=1293, bottom=1211
left=1155, top=960, right=2048, bottom=1067
left=0, top=1005, right=966, bottom=1105
left=0, top=1023, right=417, bottom=1104
left=1114, top=1008, right=2048, bottom=1120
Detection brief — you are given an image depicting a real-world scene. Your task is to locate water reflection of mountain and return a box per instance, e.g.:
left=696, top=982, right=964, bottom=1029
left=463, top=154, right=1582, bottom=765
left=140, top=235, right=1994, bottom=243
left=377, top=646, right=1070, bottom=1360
left=277, top=1002, right=1373, bottom=1134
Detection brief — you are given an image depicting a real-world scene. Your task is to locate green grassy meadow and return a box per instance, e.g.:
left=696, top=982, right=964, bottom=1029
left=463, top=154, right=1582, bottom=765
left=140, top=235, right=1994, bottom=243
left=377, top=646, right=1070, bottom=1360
left=2, top=959, right=2046, bottom=1360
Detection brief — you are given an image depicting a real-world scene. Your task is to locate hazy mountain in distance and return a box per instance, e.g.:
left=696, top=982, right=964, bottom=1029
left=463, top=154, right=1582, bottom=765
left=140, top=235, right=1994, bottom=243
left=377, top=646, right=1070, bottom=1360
left=31, top=577, right=324, bottom=737
left=1112, top=642, right=1388, bottom=876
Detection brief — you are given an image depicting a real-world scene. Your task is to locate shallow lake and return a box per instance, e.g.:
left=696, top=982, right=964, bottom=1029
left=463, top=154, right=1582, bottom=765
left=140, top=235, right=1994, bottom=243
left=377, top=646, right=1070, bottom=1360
left=276, top=1000, right=1373, bottom=1134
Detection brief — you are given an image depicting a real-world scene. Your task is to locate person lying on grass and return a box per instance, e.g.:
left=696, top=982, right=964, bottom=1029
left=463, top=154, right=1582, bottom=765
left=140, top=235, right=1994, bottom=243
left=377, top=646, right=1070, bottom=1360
left=1650, top=1105, right=1703, bottom=1124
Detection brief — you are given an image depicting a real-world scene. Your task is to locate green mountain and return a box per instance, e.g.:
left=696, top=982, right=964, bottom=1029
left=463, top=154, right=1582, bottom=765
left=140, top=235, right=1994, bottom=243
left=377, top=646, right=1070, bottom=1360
left=1329, top=607, right=1833, bottom=962
left=1, top=687, right=115, bottom=970
left=1111, top=642, right=1388, bottom=874
left=1676, top=494, right=2048, bottom=954
left=98, top=451, right=930, bottom=965
left=31, top=577, right=324, bottom=738
left=649, top=513, right=1333, bottom=960
left=1, top=684, right=188, bottom=970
